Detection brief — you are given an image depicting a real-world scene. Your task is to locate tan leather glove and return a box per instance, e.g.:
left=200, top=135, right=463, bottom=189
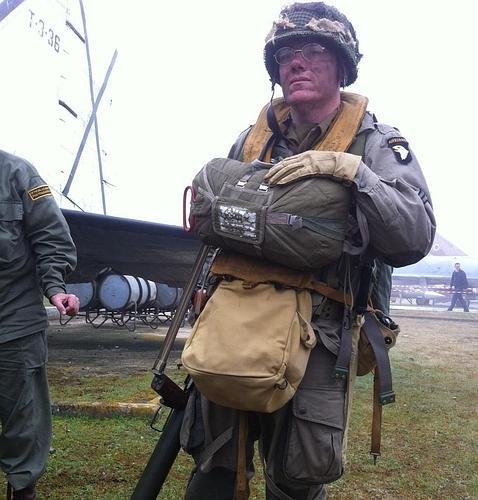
left=264, top=150, right=361, bottom=185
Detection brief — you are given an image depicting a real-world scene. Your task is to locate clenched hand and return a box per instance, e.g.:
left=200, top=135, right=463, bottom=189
left=50, top=293, right=80, bottom=316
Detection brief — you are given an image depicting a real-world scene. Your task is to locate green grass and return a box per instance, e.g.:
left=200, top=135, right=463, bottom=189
left=48, top=370, right=155, bottom=404
left=44, top=417, right=163, bottom=499
left=48, top=362, right=185, bottom=405
left=3, top=317, right=477, bottom=499
left=35, top=351, right=478, bottom=499
left=327, top=361, right=477, bottom=499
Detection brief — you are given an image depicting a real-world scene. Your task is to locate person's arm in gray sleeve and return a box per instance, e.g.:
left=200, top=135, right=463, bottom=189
left=17, top=161, right=77, bottom=299
left=353, top=126, right=436, bottom=267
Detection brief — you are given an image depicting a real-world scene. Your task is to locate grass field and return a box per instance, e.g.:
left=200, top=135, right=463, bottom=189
left=3, top=314, right=477, bottom=499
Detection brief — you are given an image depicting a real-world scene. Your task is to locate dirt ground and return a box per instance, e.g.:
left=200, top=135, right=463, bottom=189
left=389, top=308, right=477, bottom=372
left=46, top=314, right=188, bottom=378
left=46, top=308, right=478, bottom=381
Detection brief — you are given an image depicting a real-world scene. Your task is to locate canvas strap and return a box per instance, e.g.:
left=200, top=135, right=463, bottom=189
left=362, top=311, right=396, bottom=465
left=361, top=312, right=395, bottom=405
left=371, top=370, right=383, bottom=464
left=234, top=411, right=250, bottom=500
left=334, top=306, right=353, bottom=380
left=210, top=250, right=353, bottom=305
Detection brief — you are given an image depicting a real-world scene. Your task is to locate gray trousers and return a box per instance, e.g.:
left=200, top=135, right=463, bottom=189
left=181, top=343, right=346, bottom=499
left=0, top=331, right=51, bottom=490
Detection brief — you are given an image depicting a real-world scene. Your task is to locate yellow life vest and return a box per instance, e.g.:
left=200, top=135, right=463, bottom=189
left=241, top=91, right=368, bottom=163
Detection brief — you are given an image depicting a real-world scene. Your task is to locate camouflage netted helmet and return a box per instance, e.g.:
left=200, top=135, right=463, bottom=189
left=264, top=2, right=362, bottom=86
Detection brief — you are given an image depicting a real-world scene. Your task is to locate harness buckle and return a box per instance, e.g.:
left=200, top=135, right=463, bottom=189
left=334, top=367, right=349, bottom=380
left=379, top=390, right=396, bottom=405
left=288, top=215, right=303, bottom=229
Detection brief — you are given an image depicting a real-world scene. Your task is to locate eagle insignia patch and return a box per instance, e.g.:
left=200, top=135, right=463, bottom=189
left=388, top=137, right=412, bottom=164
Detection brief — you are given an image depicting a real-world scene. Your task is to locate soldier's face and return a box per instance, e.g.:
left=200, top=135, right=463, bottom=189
left=278, top=40, right=340, bottom=109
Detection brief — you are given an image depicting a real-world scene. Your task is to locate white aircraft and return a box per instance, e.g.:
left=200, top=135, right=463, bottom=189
left=0, top=0, right=116, bottom=213
left=391, top=235, right=477, bottom=305
left=0, top=0, right=201, bottom=287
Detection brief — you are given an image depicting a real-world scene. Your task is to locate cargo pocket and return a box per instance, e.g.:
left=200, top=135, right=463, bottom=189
left=283, top=387, right=345, bottom=484
left=0, top=200, right=24, bottom=265
left=180, top=386, right=205, bottom=457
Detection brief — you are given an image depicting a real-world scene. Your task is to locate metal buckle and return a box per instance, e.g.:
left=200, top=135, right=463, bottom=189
left=334, top=367, right=349, bottom=380
left=379, top=390, right=396, bottom=405
left=288, top=215, right=303, bottom=229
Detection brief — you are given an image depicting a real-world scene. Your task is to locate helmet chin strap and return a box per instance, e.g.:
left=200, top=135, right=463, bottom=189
left=267, top=82, right=282, bottom=134
left=266, top=86, right=288, bottom=148
left=267, top=101, right=282, bottom=137
left=270, top=81, right=276, bottom=102
left=254, top=83, right=289, bottom=163
left=339, top=65, right=348, bottom=88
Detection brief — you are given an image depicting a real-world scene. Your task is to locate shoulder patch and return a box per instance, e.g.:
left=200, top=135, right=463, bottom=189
left=387, top=137, right=412, bottom=164
left=28, top=184, right=52, bottom=201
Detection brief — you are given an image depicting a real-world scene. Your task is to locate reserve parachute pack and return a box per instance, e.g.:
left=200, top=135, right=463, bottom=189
left=190, top=157, right=350, bottom=271
left=189, top=92, right=369, bottom=271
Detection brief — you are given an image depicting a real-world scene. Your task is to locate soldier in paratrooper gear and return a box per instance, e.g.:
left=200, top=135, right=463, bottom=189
left=0, top=150, right=79, bottom=499
left=181, top=3, right=436, bottom=498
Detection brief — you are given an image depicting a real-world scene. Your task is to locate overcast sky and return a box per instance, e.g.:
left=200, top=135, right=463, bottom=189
left=82, top=0, right=478, bottom=255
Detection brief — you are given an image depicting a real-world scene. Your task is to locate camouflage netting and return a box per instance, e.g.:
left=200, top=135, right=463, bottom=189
left=264, top=2, right=362, bottom=86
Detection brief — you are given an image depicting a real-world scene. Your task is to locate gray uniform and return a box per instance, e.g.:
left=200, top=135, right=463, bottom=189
left=0, top=150, right=76, bottom=490
left=181, top=111, right=435, bottom=499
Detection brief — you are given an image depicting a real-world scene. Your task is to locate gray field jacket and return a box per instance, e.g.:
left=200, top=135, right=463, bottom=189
left=0, top=150, right=77, bottom=343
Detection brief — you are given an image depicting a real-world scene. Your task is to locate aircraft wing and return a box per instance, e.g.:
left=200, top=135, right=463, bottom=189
left=62, top=209, right=202, bottom=287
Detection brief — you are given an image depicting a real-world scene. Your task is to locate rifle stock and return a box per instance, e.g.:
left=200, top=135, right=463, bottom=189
left=130, top=244, right=210, bottom=499
left=130, top=407, right=185, bottom=499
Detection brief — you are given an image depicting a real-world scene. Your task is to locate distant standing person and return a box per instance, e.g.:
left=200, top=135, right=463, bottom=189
left=448, top=262, right=469, bottom=312
left=0, top=150, right=79, bottom=499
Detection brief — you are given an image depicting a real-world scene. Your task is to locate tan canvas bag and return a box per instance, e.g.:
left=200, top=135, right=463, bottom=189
left=181, top=279, right=316, bottom=413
